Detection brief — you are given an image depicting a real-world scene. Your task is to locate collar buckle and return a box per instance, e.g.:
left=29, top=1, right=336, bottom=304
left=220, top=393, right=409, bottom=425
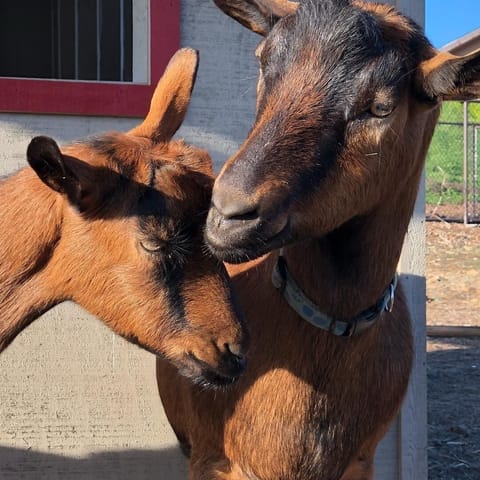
left=385, top=274, right=397, bottom=313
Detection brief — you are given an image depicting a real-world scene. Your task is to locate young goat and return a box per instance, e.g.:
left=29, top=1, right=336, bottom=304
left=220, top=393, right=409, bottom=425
left=0, top=49, right=247, bottom=388
left=157, top=2, right=480, bottom=479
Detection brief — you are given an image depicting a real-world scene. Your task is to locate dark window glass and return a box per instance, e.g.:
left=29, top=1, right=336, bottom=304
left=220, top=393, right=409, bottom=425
left=0, top=0, right=133, bottom=81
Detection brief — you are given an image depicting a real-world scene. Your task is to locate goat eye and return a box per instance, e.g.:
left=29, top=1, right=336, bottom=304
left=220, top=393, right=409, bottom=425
left=140, top=239, right=166, bottom=253
left=370, top=102, right=395, bottom=118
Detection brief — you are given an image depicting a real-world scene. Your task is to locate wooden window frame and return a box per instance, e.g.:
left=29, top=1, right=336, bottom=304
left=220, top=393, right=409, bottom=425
left=0, top=1, right=179, bottom=117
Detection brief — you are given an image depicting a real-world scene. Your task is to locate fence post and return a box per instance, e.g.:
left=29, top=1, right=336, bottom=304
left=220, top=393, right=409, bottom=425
left=388, top=2, right=427, bottom=480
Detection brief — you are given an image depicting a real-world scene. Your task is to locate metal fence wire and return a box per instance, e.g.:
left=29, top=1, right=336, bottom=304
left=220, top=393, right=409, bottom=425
left=426, top=100, right=480, bottom=224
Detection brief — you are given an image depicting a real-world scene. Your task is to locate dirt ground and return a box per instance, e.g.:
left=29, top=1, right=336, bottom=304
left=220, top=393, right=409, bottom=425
left=426, top=221, right=480, bottom=479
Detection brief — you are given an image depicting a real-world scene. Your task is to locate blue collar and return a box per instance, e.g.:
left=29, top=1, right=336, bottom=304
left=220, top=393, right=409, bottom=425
left=272, top=254, right=397, bottom=337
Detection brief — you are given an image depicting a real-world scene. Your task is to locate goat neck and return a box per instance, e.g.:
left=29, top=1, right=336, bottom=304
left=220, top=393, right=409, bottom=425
left=0, top=169, right=63, bottom=351
left=281, top=183, right=419, bottom=323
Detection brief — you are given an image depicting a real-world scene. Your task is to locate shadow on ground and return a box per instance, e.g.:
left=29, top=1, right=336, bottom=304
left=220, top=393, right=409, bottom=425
left=0, top=445, right=188, bottom=479
left=427, top=336, right=480, bottom=480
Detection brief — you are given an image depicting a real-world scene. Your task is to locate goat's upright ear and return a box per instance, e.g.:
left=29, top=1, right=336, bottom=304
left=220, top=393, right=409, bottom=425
left=129, top=48, right=199, bottom=143
left=213, top=0, right=298, bottom=36
left=27, top=136, right=81, bottom=201
left=417, top=48, right=480, bottom=102
left=27, top=136, right=107, bottom=213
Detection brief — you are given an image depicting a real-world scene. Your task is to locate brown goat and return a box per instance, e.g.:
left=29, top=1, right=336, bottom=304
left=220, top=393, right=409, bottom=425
left=0, top=48, right=247, bottom=388
left=157, top=2, right=480, bottom=479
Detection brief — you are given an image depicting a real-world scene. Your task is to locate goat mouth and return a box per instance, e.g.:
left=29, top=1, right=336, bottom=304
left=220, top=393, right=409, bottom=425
left=192, top=368, right=241, bottom=390
left=206, top=219, right=292, bottom=264
left=176, top=353, right=244, bottom=390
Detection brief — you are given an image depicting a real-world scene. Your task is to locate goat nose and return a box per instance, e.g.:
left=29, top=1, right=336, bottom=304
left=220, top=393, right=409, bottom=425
left=223, top=342, right=247, bottom=370
left=212, top=184, right=259, bottom=221
left=225, top=342, right=245, bottom=360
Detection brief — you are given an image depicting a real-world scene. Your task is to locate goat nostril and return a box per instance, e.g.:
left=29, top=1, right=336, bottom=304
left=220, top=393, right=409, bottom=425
left=211, top=187, right=259, bottom=221
left=224, top=343, right=245, bottom=361
left=228, top=207, right=259, bottom=222
left=211, top=200, right=259, bottom=222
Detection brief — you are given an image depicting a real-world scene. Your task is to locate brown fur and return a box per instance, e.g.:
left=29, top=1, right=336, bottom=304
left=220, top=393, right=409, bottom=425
left=157, top=2, right=480, bottom=479
left=0, top=48, right=247, bottom=387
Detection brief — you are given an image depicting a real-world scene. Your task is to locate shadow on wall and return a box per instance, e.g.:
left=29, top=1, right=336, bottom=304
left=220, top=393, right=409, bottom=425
left=0, top=445, right=188, bottom=480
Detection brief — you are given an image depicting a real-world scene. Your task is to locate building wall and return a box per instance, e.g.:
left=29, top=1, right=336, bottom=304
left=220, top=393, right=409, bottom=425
left=0, top=1, right=426, bottom=479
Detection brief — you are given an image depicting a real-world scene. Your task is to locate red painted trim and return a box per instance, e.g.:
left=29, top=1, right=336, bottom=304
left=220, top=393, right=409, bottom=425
left=0, top=1, right=179, bottom=117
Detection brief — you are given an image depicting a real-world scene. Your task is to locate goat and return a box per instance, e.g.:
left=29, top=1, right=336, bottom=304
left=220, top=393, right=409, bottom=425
left=157, top=2, right=480, bottom=479
left=0, top=48, right=247, bottom=388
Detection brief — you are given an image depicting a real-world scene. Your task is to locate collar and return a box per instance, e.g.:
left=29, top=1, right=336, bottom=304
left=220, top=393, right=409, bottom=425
left=272, top=254, right=397, bottom=337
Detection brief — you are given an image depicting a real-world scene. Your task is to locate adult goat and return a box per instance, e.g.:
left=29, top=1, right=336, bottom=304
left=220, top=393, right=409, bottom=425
left=157, top=2, right=480, bottom=479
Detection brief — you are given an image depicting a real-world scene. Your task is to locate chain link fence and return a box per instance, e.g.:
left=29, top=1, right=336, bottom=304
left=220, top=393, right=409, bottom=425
left=426, top=100, right=480, bottom=223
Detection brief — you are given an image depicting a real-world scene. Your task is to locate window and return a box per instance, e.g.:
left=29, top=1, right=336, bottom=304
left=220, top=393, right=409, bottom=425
left=0, top=0, right=179, bottom=116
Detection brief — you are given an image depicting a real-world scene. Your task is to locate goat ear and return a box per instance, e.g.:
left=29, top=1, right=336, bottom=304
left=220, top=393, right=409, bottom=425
left=129, top=48, right=199, bottom=143
left=418, top=49, right=480, bottom=101
left=213, top=0, right=298, bottom=36
left=27, top=136, right=81, bottom=200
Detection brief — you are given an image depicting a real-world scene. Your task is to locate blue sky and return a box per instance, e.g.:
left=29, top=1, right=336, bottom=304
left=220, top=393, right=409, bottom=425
left=426, top=0, right=480, bottom=48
